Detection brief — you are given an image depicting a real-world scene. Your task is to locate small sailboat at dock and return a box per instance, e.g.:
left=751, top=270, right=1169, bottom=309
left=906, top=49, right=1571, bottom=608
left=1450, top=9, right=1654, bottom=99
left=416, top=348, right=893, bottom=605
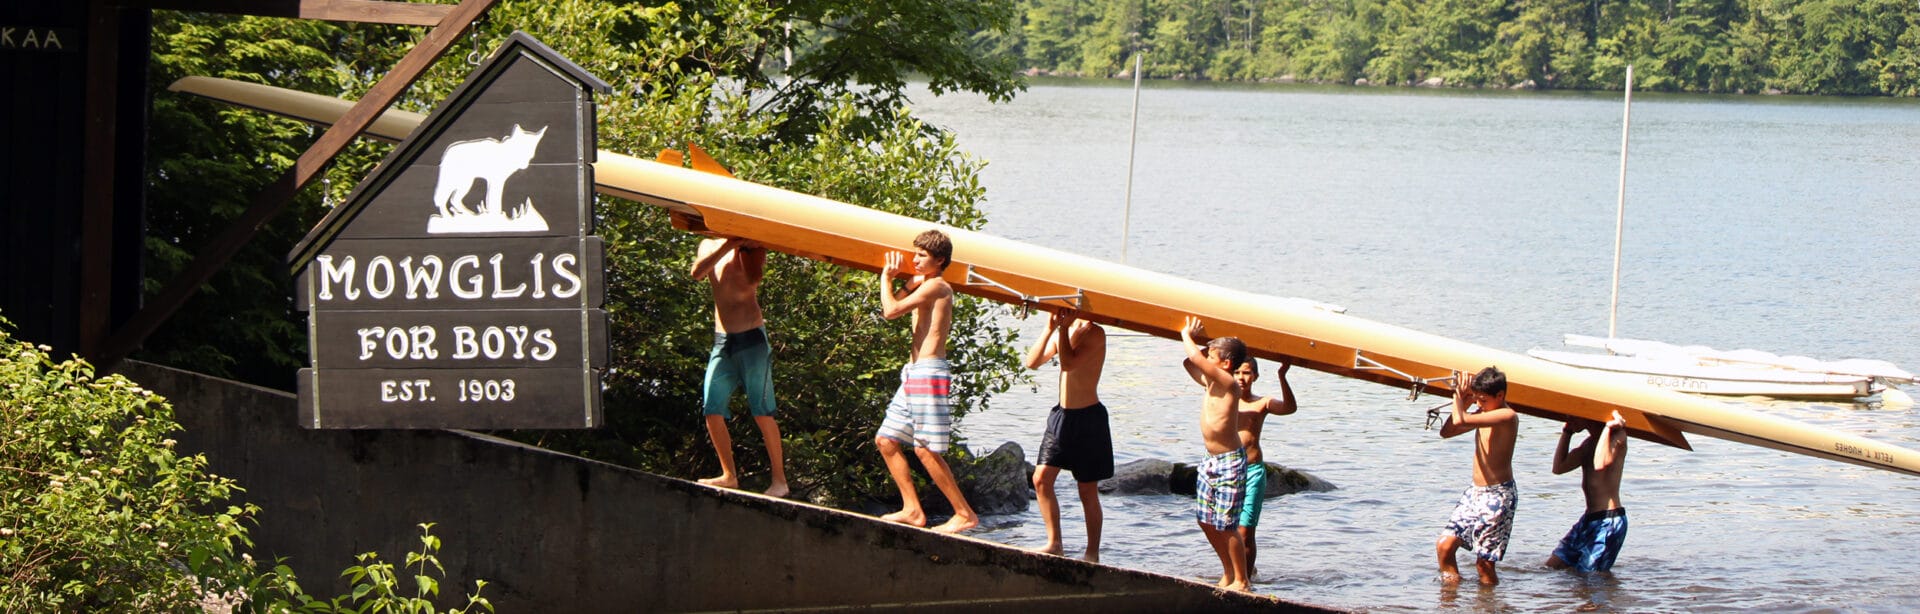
left=1526, top=66, right=1914, bottom=404
left=1529, top=335, right=1916, bottom=401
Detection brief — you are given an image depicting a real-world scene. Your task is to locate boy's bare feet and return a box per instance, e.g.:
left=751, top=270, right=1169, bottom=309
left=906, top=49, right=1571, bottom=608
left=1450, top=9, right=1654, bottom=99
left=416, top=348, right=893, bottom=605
left=1080, top=548, right=1099, bottom=564
left=881, top=509, right=926, bottom=527
left=763, top=482, right=790, bottom=499
left=697, top=475, right=738, bottom=489
left=1225, top=581, right=1248, bottom=592
left=930, top=514, right=978, bottom=534
left=1030, top=543, right=1064, bottom=556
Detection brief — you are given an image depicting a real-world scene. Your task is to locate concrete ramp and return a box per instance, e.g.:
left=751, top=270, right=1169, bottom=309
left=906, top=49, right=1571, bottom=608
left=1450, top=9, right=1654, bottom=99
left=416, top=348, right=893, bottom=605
left=121, top=362, right=1337, bottom=612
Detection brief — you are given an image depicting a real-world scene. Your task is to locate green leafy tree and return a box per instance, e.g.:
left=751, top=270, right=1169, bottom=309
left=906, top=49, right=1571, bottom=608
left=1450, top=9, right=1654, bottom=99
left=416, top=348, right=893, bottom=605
left=1005, top=0, right=1920, bottom=95
left=1496, top=0, right=1591, bottom=89
left=1023, top=0, right=1089, bottom=73
left=0, top=321, right=260, bottom=611
left=1078, top=0, right=1142, bottom=77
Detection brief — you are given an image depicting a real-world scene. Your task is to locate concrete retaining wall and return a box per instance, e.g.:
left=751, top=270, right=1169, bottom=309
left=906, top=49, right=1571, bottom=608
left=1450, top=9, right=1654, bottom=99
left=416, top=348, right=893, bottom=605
left=121, top=361, right=1337, bottom=612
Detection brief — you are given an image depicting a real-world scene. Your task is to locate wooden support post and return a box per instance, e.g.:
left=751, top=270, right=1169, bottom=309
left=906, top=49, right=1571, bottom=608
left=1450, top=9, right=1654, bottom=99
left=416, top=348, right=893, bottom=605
left=79, top=0, right=127, bottom=358
left=90, top=0, right=500, bottom=368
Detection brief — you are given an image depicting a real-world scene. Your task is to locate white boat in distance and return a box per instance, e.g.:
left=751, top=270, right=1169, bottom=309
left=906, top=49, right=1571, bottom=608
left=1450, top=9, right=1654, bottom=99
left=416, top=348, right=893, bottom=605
left=1536, top=67, right=1914, bottom=402
left=1529, top=334, right=1918, bottom=399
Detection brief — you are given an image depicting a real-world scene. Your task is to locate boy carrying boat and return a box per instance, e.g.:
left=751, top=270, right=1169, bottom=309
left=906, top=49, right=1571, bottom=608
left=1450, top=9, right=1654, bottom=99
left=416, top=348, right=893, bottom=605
left=1546, top=410, right=1629, bottom=573
left=1224, top=356, right=1297, bottom=579
left=873, top=229, right=979, bottom=534
left=1435, top=366, right=1519, bottom=586
left=1023, top=309, right=1111, bottom=561
left=689, top=236, right=789, bottom=498
left=1180, top=316, right=1251, bottom=591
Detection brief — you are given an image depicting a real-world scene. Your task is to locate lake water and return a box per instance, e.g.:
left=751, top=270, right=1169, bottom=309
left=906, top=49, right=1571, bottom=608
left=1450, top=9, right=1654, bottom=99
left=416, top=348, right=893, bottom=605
left=908, top=79, right=1920, bottom=611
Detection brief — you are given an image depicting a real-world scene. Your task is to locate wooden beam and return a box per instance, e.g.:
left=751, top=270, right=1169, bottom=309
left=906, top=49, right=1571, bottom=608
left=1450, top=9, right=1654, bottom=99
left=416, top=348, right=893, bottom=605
left=117, top=0, right=454, bottom=26
left=91, top=0, right=500, bottom=368
left=79, top=0, right=126, bottom=357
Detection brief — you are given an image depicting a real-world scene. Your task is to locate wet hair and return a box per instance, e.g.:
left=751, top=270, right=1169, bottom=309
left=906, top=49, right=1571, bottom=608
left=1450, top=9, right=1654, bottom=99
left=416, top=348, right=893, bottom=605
left=1207, top=336, right=1248, bottom=370
left=913, top=229, right=953, bottom=272
left=1239, top=356, right=1260, bottom=374
left=1469, top=366, right=1507, bottom=397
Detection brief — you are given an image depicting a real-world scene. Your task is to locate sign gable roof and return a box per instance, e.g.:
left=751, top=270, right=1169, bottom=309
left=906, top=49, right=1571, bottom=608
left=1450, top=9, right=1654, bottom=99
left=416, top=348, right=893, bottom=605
left=289, top=31, right=610, bottom=272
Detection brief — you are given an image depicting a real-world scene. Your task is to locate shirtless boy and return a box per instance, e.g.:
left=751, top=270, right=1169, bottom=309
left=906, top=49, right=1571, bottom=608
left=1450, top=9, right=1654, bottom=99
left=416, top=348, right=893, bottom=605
left=689, top=236, right=788, bottom=498
left=873, top=229, right=979, bottom=534
left=1227, top=356, right=1297, bottom=578
left=1180, top=316, right=1250, bottom=591
left=1436, top=366, right=1520, bottom=586
left=1546, top=410, right=1629, bottom=573
left=1023, top=310, right=1110, bottom=561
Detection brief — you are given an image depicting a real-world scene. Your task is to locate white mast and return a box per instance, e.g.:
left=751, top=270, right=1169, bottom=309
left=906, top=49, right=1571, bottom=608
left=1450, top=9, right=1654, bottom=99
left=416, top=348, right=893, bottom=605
left=1608, top=65, right=1634, bottom=341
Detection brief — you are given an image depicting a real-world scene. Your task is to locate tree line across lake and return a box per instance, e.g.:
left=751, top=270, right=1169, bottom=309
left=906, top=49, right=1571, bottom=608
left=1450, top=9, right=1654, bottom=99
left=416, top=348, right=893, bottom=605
left=975, top=0, right=1920, bottom=95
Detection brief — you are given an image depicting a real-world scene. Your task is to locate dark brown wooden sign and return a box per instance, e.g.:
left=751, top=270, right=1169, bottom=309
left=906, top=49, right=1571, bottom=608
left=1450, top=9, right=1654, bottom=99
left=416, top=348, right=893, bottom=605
left=292, top=32, right=610, bottom=429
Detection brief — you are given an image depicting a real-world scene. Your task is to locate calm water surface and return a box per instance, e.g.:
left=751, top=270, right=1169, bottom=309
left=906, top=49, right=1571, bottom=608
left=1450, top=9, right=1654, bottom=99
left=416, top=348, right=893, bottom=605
left=907, top=79, right=1920, bottom=612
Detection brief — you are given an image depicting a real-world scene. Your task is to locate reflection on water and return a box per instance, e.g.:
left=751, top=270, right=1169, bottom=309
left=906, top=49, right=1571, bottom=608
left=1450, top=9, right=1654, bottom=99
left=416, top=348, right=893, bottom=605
left=913, top=79, right=1920, bottom=611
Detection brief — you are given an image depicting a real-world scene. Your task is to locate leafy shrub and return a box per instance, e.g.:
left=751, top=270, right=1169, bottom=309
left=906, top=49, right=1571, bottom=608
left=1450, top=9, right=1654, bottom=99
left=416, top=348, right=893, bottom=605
left=0, top=322, right=258, bottom=611
left=254, top=523, right=491, bottom=614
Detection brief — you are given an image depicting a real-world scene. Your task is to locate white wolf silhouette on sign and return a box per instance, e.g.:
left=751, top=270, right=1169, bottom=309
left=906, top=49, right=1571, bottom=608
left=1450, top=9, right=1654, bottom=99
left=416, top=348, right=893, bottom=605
left=426, top=124, right=549, bottom=234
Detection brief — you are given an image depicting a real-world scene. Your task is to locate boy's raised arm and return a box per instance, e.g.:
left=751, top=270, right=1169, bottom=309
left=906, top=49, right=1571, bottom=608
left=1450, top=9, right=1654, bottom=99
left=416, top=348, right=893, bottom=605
left=1180, top=316, right=1234, bottom=388
left=878, top=251, right=948, bottom=320
left=1268, top=359, right=1298, bottom=416
left=1551, top=421, right=1587, bottom=474
left=1594, top=411, right=1626, bottom=470
left=689, top=236, right=742, bottom=280
left=1438, top=370, right=1516, bottom=437
left=1023, top=311, right=1065, bottom=370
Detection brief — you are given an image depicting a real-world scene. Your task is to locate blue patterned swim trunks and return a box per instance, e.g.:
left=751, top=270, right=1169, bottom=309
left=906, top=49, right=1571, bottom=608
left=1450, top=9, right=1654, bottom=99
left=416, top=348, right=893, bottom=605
left=1443, top=479, right=1518, bottom=562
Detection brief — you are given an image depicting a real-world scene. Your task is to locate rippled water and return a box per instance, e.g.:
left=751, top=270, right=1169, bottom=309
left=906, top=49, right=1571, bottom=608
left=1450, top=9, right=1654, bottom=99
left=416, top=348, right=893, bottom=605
left=908, top=79, right=1920, bottom=611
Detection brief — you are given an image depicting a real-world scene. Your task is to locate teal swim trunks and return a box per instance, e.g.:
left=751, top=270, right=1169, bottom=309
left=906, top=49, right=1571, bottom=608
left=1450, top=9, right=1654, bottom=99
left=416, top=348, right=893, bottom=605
left=702, top=327, right=777, bottom=418
left=1238, top=461, right=1268, bottom=528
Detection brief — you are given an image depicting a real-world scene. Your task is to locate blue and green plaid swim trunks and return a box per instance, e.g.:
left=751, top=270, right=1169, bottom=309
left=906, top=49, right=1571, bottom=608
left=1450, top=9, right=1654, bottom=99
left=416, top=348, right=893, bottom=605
left=1194, top=448, right=1247, bottom=530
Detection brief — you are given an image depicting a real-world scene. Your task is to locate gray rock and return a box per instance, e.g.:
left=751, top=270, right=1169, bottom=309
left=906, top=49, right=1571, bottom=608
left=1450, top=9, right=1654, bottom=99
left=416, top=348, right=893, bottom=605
left=1099, top=458, right=1178, bottom=495
left=1104, top=458, right=1335, bottom=498
left=861, top=441, right=1033, bottom=517
left=951, top=441, right=1036, bottom=515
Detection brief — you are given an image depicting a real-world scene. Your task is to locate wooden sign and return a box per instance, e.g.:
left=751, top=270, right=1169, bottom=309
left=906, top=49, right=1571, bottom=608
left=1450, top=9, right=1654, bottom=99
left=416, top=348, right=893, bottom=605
left=292, top=32, right=611, bottom=429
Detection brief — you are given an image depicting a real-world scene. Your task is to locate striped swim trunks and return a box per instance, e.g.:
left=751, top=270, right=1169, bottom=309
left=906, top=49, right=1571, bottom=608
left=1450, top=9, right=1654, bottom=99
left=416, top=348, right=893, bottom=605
left=876, top=359, right=954, bottom=454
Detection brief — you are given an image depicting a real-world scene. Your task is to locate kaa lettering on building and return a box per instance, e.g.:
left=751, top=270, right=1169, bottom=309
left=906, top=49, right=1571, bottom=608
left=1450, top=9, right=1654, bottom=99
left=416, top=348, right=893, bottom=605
left=293, top=32, right=610, bottom=429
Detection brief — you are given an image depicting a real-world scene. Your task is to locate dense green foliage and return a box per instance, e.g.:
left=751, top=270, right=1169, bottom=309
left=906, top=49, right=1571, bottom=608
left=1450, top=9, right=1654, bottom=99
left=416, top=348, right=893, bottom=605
left=995, top=0, right=1920, bottom=95
left=0, top=326, right=490, bottom=610
left=0, top=323, right=259, bottom=610
left=144, top=0, right=1028, bottom=505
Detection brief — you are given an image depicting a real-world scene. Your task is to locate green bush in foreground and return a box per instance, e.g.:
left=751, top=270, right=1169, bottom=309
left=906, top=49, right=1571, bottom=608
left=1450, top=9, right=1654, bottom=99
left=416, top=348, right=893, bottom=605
left=0, top=323, right=488, bottom=612
left=0, top=324, right=258, bottom=610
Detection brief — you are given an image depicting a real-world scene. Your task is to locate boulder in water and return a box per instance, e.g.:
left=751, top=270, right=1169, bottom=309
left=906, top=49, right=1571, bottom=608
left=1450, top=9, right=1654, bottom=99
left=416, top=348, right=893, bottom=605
left=1104, top=458, right=1335, bottom=498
